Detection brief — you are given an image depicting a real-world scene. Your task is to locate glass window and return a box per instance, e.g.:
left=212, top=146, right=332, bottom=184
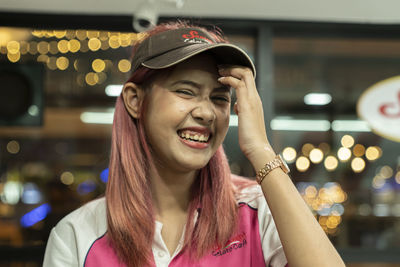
left=272, top=36, right=400, bottom=250
left=0, top=26, right=256, bottom=265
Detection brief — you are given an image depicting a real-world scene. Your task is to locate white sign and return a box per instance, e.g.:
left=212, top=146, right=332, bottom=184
left=357, top=76, right=400, bottom=142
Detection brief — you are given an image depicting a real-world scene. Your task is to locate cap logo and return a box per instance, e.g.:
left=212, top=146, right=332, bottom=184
left=182, top=30, right=213, bottom=44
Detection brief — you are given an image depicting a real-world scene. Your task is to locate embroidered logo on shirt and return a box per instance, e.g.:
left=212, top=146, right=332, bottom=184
left=211, top=232, right=247, bottom=257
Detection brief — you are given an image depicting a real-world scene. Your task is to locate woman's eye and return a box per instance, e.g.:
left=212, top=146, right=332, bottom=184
left=176, top=89, right=194, bottom=96
left=212, top=96, right=230, bottom=102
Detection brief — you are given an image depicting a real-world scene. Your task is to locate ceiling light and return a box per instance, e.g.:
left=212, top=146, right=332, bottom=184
left=304, top=93, right=332, bottom=106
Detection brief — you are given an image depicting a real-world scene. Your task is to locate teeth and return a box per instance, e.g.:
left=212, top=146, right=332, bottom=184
left=179, top=131, right=209, bottom=142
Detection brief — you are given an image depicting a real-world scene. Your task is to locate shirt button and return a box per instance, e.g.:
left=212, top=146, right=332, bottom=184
left=157, top=251, right=165, bottom=258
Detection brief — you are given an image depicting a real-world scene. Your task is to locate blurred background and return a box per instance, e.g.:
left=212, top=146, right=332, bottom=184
left=0, top=0, right=400, bottom=266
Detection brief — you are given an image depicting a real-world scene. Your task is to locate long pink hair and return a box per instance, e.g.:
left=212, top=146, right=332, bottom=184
left=106, top=21, right=256, bottom=266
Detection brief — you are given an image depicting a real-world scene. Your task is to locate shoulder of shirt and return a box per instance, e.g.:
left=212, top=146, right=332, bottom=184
left=236, top=185, right=271, bottom=214
left=53, top=197, right=107, bottom=238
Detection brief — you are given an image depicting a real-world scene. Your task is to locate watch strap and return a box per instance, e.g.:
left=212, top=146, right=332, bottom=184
left=256, top=154, right=289, bottom=184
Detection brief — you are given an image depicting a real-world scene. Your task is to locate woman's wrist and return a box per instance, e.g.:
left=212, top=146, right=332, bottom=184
left=246, top=143, right=277, bottom=172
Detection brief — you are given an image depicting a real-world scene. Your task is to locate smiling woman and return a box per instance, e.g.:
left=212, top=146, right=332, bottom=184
left=42, top=21, right=345, bottom=267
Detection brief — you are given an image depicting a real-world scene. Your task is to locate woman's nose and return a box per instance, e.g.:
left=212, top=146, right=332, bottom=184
left=191, top=100, right=216, bottom=124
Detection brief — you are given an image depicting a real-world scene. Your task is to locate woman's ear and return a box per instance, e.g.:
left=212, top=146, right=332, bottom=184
left=122, top=82, right=145, bottom=119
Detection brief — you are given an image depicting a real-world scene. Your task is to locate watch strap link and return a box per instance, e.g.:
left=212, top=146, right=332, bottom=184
left=256, top=154, right=289, bottom=184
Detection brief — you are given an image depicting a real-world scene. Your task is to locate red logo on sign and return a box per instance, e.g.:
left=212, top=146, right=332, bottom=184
left=379, top=90, right=400, bottom=118
left=182, top=30, right=213, bottom=44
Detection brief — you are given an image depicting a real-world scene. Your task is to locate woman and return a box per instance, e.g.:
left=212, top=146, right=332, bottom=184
left=43, top=22, right=345, bottom=267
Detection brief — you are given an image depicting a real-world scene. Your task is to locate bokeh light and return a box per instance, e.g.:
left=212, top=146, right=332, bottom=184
left=109, top=35, right=121, bottom=49
left=92, top=59, right=106, bottom=72
left=118, top=59, right=131, bottom=73
left=65, top=30, right=75, bottom=39
left=97, top=72, right=107, bottom=84
left=47, top=56, right=57, bottom=70
left=353, top=144, right=365, bottom=157
left=326, top=215, right=341, bottom=229
left=68, top=39, right=81, bottom=53
left=7, top=52, right=20, bottom=63
left=395, top=171, right=400, bottom=184
left=54, top=30, right=66, bottom=39
left=100, top=168, right=109, bottom=183
left=7, top=140, right=20, bottom=154
left=301, top=143, right=314, bottom=157
left=296, top=156, right=310, bottom=172
left=57, top=40, right=69, bottom=53
left=1, top=181, right=23, bottom=205
left=309, top=148, right=324, bottom=164
left=88, top=38, right=101, bottom=51
left=20, top=203, right=51, bottom=227
left=372, top=176, right=385, bottom=189
left=49, top=41, right=58, bottom=54
left=87, top=30, right=99, bottom=39
left=101, top=40, right=110, bottom=50
left=351, top=157, right=366, bottom=173
left=282, top=147, right=297, bottom=163
left=366, top=146, right=382, bottom=161
left=76, top=30, right=86, bottom=40
left=60, top=171, right=74, bottom=185
left=28, top=41, right=38, bottom=55
left=85, top=72, right=99, bottom=86
left=80, top=40, right=89, bottom=52
left=120, top=34, right=131, bottom=47
left=20, top=41, right=29, bottom=55
left=37, top=41, right=49, bottom=54
left=56, top=56, right=69, bottom=70
left=337, top=147, right=351, bottom=162
left=99, top=31, right=109, bottom=41
left=77, top=180, right=96, bottom=195
left=341, top=135, right=355, bottom=148
left=37, top=54, right=49, bottom=63
left=6, top=41, right=20, bottom=54
left=305, top=185, right=318, bottom=198
left=379, top=165, right=394, bottom=179
left=324, top=156, right=338, bottom=171
left=22, top=183, right=42, bottom=204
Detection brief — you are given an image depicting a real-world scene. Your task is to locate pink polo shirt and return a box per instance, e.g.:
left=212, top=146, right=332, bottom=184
left=43, top=186, right=288, bottom=267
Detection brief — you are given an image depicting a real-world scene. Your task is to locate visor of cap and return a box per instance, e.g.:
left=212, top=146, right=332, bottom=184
left=141, top=42, right=256, bottom=78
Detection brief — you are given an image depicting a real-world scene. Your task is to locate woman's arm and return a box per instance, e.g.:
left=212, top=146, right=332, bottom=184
left=218, top=65, right=345, bottom=267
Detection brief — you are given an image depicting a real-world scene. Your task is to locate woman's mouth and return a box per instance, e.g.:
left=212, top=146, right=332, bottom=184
left=177, top=130, right=211, bottom=143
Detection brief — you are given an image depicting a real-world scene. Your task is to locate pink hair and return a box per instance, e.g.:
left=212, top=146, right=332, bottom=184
left=106, top=21, right=256, bottom=266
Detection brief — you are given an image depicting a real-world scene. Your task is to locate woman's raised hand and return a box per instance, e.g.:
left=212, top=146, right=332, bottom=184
left=217, top=65, right=276, bottom=163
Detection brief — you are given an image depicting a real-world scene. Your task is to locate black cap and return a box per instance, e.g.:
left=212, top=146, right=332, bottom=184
left=131, top=28, right=256, bottom=77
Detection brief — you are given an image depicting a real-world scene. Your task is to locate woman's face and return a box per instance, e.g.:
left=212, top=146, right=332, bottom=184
left=143, top=54, right=231, bottom=173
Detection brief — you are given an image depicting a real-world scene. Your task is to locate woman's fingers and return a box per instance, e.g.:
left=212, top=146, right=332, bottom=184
left=218, top=65, right=257, bottom=95
left=218, top=67, right=261, bottom=113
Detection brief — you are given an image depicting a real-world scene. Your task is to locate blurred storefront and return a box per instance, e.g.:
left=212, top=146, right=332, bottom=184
left=0, top=14, right=399, bottom=266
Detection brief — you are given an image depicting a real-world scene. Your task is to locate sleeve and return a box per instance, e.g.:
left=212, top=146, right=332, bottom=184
left=249, top=186, right=288, bottom=267
left=42, top=198, right=108, bottom=267
left=43, top=226, right=79, bottom=267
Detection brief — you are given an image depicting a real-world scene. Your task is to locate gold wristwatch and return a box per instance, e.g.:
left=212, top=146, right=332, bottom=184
left=256, top=154, right=290, bottom=184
